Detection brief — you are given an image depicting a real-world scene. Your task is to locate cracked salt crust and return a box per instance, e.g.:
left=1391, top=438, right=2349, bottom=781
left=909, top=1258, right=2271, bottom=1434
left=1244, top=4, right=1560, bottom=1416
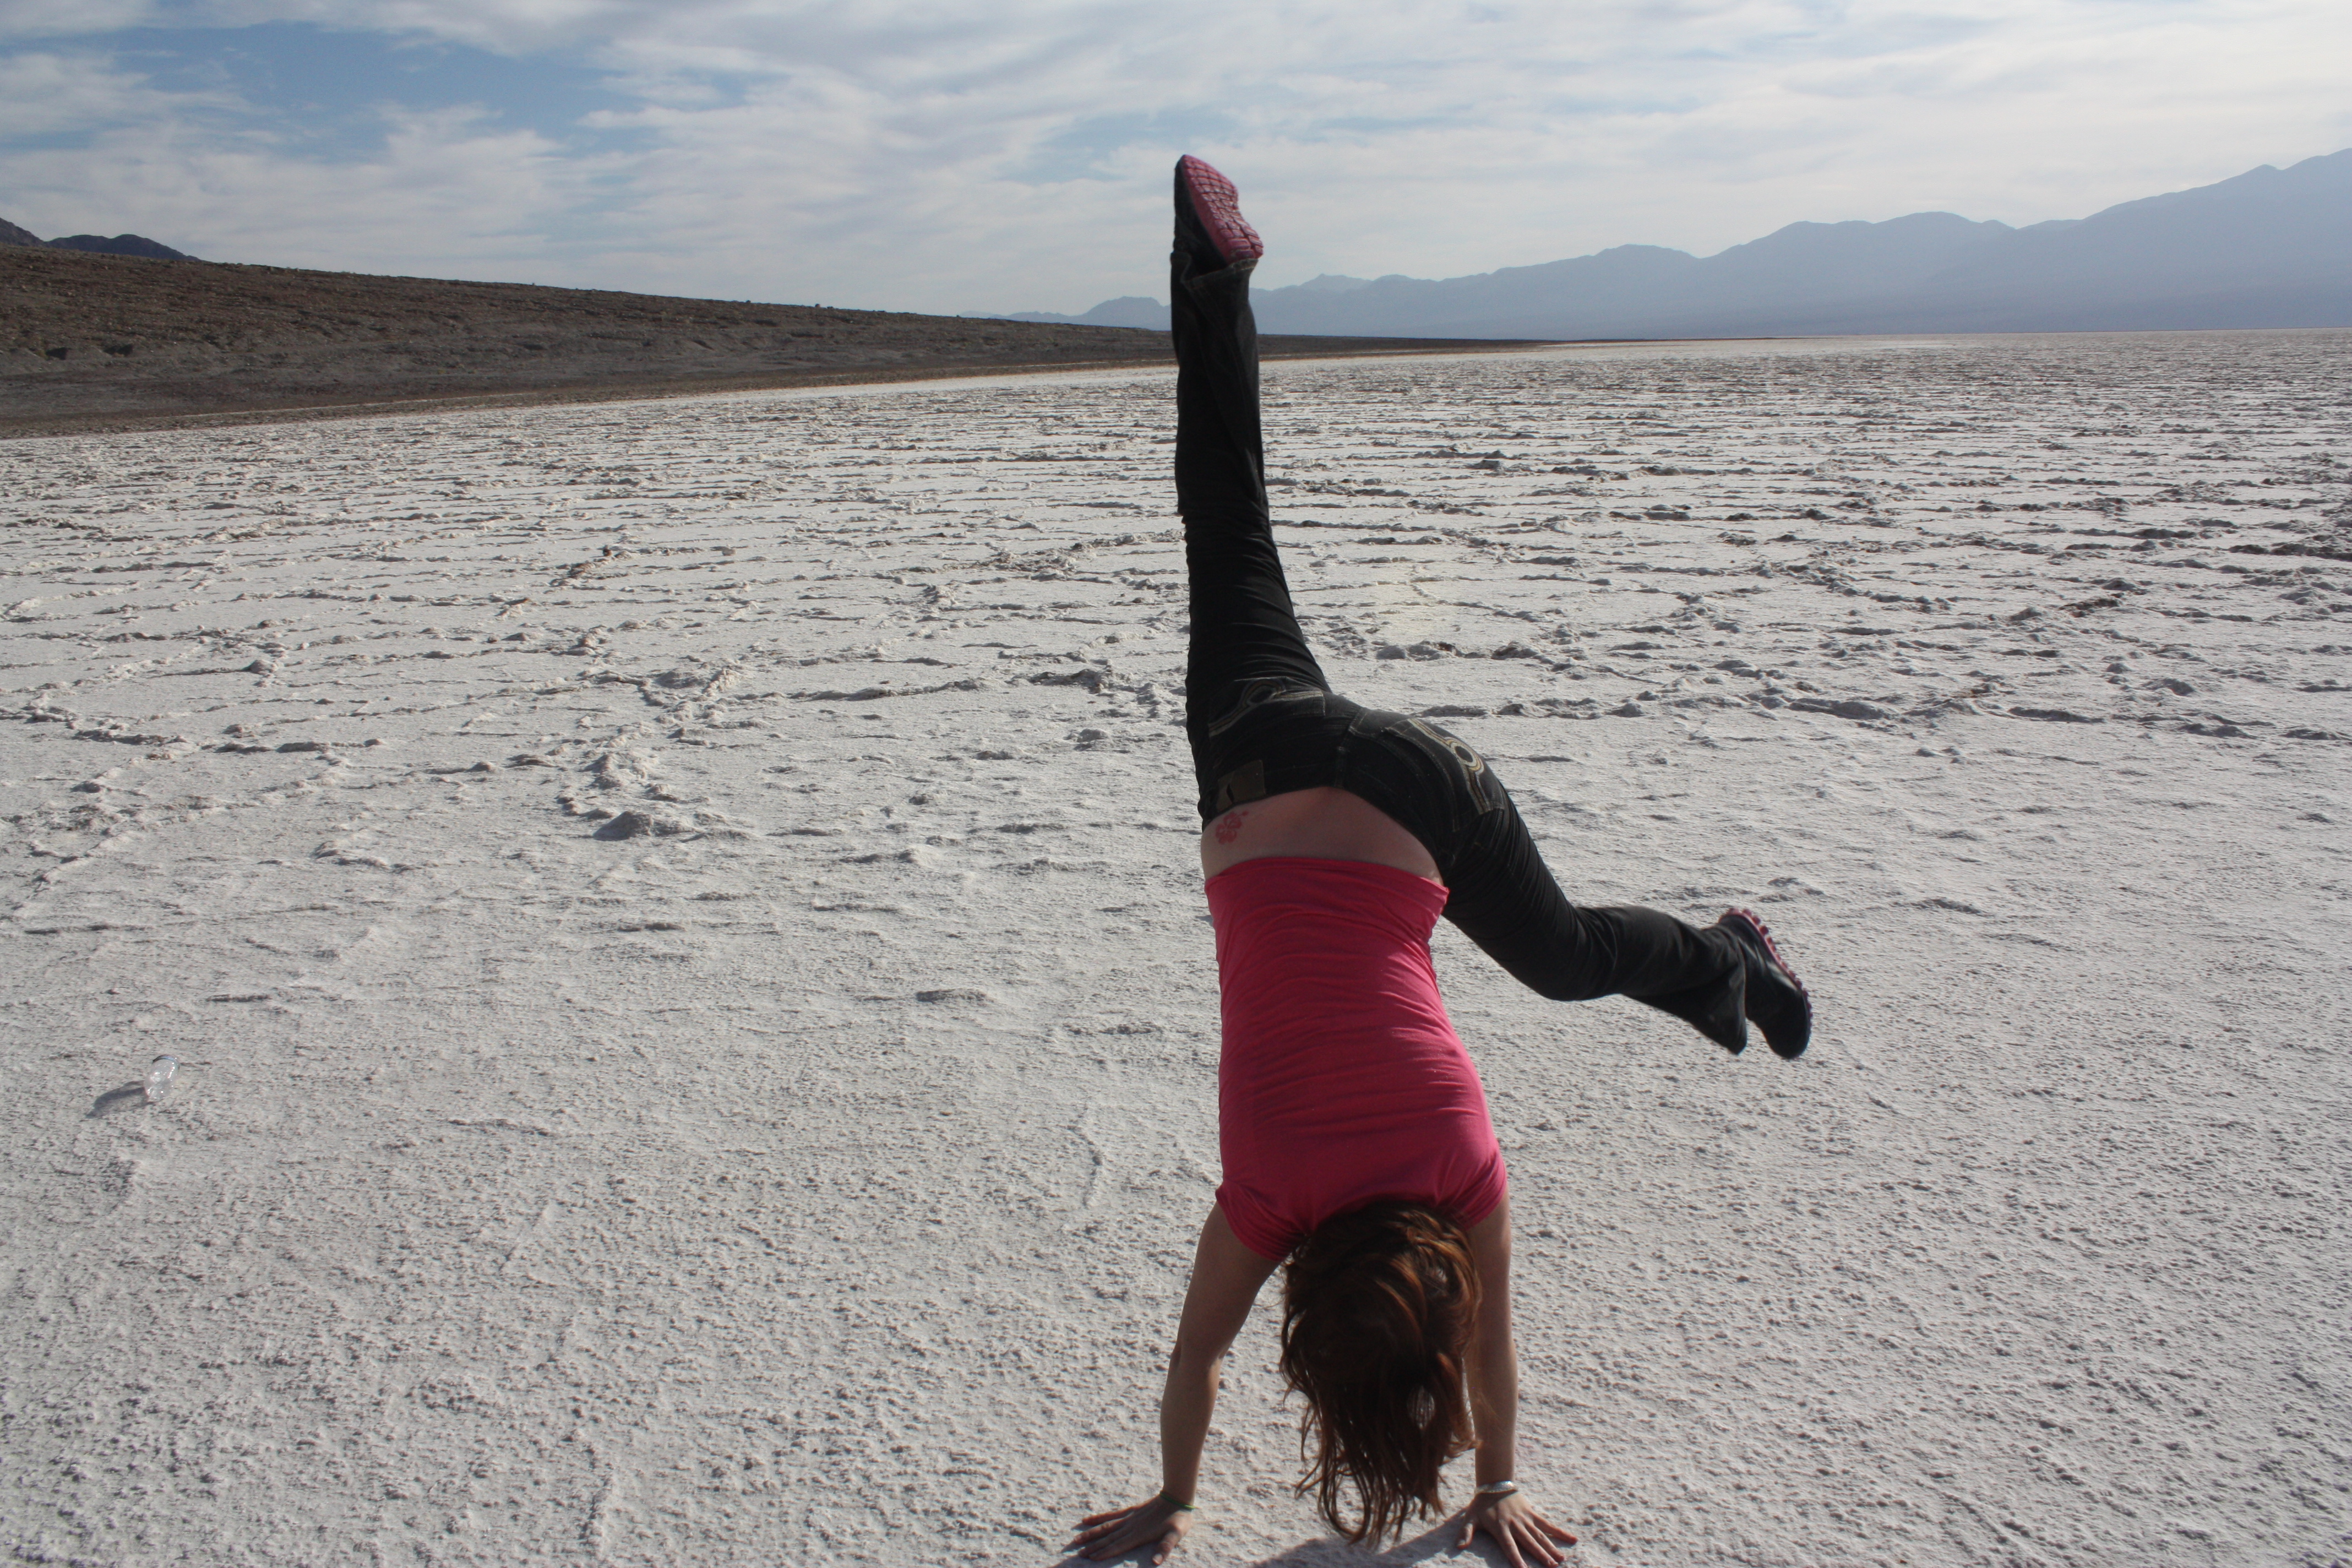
left=1, top=332, right=2346, bottom=1565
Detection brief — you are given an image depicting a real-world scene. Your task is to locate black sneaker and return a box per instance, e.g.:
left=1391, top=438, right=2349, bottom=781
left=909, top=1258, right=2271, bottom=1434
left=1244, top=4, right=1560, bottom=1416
left=1718, top=909, right=1811, bottom=1058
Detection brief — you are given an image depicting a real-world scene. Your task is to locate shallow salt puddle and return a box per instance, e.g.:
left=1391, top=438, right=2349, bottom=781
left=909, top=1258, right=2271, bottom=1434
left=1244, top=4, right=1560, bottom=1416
left=1, top=331, right=2346, bottom=1565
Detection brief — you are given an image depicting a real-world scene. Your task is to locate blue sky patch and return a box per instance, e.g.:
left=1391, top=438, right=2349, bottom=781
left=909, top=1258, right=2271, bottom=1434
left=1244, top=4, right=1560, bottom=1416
left=1, top=23, right=645, bottom=160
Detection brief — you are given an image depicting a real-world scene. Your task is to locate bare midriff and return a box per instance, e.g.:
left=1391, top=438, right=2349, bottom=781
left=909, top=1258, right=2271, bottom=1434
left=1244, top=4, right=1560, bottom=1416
left=1200, top=785, right=1441, bottom=883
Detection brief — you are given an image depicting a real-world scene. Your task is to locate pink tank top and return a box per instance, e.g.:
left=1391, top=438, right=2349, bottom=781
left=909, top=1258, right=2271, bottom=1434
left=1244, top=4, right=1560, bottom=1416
left=1206, top=856, right=1508, bottom=1261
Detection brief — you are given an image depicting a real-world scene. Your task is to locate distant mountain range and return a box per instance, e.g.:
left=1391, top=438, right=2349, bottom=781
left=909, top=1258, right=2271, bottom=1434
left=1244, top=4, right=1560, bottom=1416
left=0, top=217, right=195, bottom=260
left=1000, top=150, right=2351, bottom=338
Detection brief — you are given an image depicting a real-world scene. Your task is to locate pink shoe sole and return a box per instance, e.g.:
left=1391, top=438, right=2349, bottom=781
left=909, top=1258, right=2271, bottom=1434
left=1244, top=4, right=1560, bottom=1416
left=1178, top=154, right=1264, bottom=265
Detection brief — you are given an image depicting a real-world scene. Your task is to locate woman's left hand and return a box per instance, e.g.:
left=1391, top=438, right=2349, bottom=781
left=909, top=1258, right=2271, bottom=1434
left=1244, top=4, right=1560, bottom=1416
left=1459, top=1489, right=1577, bottom=1568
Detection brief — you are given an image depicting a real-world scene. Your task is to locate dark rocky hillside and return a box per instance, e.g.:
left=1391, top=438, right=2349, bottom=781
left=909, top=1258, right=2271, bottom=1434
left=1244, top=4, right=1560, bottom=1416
left=2, top=247, right=1521, bottom=436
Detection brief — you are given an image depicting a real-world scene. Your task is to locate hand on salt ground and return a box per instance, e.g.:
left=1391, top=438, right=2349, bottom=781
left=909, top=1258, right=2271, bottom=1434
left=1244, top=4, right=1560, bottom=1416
left=1064, top=1495, right=1195, bottom=1562
left=1460, top=1490, right=1577, bottom=1567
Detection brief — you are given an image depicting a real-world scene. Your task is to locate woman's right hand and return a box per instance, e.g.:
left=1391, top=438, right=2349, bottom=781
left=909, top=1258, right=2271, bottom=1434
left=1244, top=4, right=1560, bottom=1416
left=1064, top=1496, right=1195, bottom=1563
left=1460, top=1488, right=1577, bottom=1568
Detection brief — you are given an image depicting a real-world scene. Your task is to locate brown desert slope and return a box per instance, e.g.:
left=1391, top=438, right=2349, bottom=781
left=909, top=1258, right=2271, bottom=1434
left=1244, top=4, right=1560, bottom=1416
left=2, top=248, right=1542, bottom=438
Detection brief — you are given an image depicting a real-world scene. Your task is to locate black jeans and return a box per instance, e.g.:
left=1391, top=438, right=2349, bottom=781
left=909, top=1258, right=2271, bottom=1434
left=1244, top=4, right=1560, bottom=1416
left=1173, top=243, right=1741, bottom=1008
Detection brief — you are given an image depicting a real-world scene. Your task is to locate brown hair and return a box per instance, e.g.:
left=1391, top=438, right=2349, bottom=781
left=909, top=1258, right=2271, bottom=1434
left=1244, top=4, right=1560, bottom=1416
left=1278, top=1200, right=1482, bottom=1544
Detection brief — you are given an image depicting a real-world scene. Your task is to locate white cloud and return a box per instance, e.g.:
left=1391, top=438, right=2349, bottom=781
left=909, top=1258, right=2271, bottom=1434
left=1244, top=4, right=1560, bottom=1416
left=4, top=97, right=616, bottom=276
left=0, top=47, right=223, bottom=138
left=2, top=0, right=2346, bottom=312
left=0, top=0, right=157, bottom=39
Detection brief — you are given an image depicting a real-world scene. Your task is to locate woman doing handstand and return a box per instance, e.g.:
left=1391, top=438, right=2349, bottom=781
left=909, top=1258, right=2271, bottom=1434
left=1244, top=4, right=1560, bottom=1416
left=1067, top=159, right=1812, bottom=1566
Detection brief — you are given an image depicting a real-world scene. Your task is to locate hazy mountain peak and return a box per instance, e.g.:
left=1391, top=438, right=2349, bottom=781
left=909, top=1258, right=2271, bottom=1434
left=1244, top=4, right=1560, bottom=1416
left=48, top=233, right=197, bottom=261
left=997, top=151, right=2349, bottom=339
left=1714, top=211, right=2012, bottom=257
left=993, top=294, right=1166, bottom=329
left=0, top=220, right=199, bottom=260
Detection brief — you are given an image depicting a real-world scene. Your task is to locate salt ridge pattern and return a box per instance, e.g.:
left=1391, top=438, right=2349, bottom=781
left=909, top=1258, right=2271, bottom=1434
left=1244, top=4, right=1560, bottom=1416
left=1, top=331, right=2346, bottom=1565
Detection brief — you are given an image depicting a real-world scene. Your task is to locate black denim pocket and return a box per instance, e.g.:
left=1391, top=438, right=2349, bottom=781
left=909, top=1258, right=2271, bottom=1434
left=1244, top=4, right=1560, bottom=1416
left=1191, top=689, right=1355, bottom=823
left=1331, top=709, right=1512, bottom=871
left=1400, top=717, right=1511, bottom=815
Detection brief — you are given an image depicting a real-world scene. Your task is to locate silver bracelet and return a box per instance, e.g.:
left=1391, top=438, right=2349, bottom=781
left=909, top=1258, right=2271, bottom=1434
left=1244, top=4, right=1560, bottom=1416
left=1475, top=1480, right=1519, bottom=1498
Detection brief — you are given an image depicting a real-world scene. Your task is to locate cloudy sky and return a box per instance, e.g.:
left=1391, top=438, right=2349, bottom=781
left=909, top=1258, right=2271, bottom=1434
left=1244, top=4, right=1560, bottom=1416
left=1, top=0, right=2344, bottom=315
